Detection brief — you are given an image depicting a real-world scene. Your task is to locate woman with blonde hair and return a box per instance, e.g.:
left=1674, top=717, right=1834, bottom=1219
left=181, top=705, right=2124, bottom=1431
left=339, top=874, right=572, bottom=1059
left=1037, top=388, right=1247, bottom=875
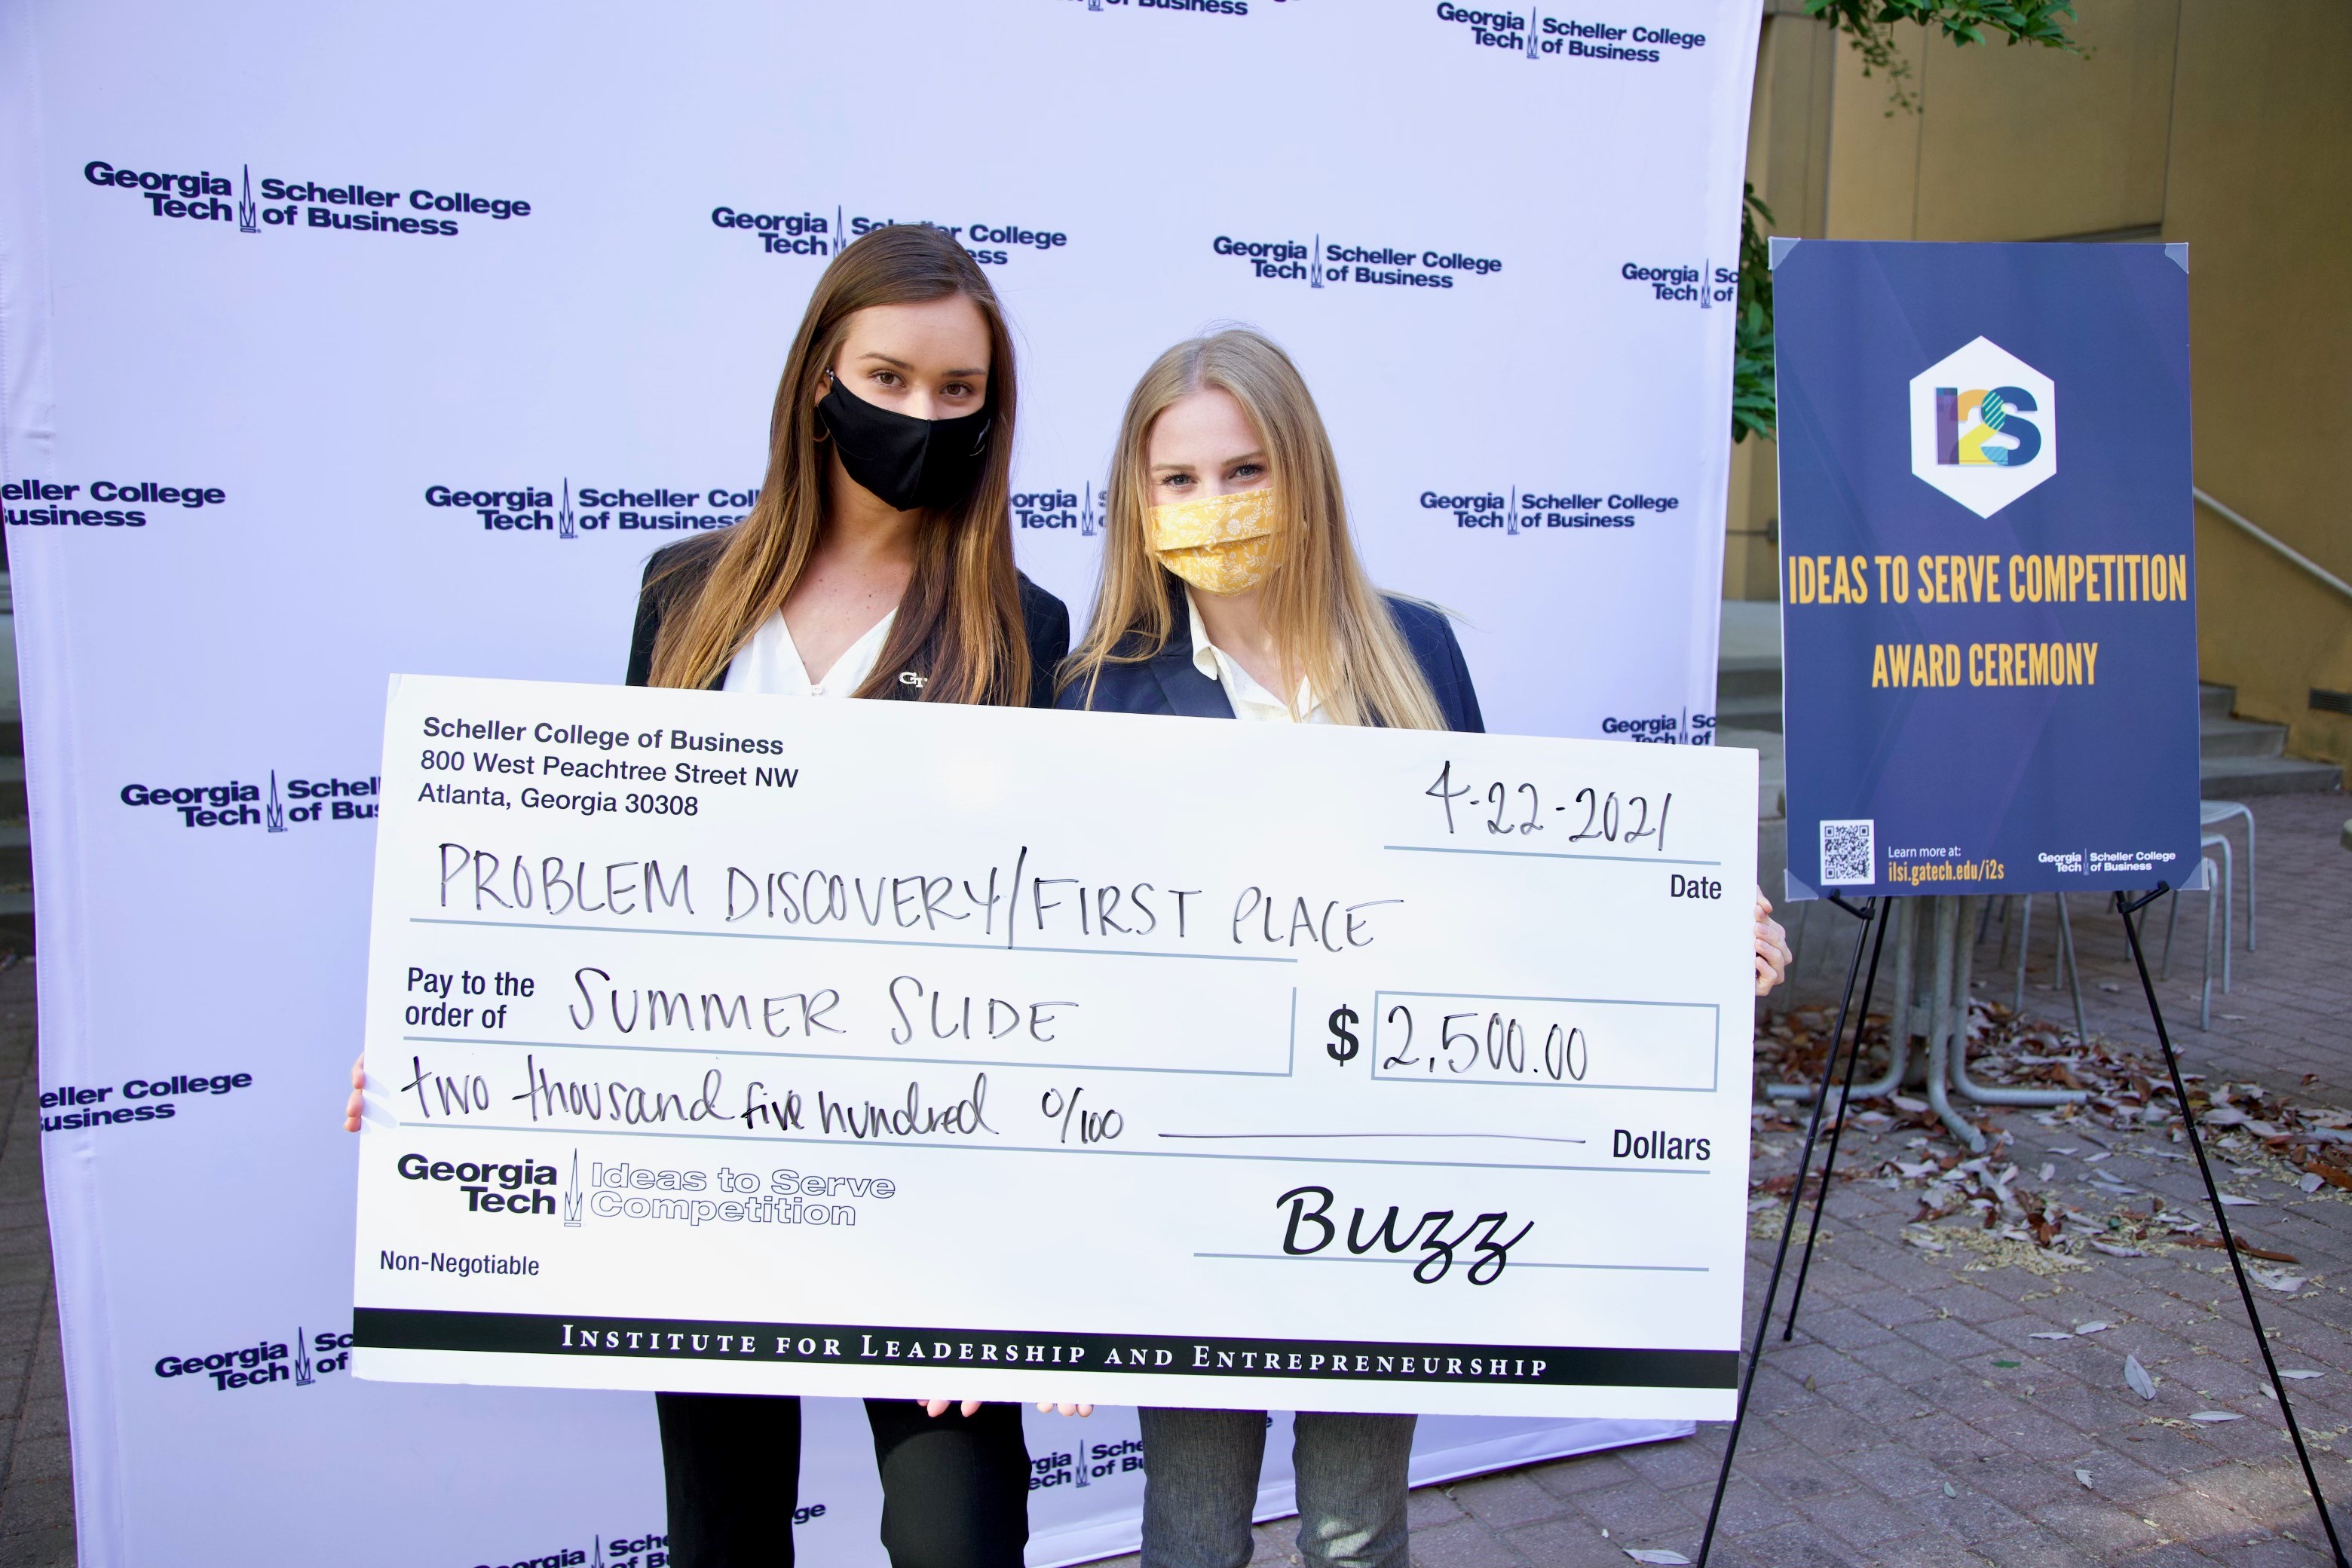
left=1059, top=327, right=1471, bottom=731
left=1059, top=327, right=1790, bottom=1568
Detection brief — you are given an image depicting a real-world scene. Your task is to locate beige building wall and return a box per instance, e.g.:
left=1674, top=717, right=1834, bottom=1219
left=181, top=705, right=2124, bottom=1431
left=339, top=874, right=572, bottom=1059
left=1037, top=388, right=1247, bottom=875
left=1729, top=0, right=2352, bottom=773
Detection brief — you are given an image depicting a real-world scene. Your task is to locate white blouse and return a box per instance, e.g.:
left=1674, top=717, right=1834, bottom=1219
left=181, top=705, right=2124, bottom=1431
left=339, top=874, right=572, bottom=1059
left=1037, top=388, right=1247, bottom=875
left=1187, top=592, right=1327, bottom=724
left=723, top=609, right=898, bottom=698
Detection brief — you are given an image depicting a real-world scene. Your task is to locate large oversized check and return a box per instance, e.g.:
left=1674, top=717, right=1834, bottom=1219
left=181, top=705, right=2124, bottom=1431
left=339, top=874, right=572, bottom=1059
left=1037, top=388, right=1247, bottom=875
left=352, top=675, right=1758, bottom=1419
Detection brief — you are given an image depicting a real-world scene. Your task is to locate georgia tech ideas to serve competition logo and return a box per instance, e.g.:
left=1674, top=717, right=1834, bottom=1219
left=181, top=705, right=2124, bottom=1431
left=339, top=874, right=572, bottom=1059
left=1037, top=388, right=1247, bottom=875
left=1908, top=336, right=2057, bottom=518
left=81, top=159, right=529, bottom=238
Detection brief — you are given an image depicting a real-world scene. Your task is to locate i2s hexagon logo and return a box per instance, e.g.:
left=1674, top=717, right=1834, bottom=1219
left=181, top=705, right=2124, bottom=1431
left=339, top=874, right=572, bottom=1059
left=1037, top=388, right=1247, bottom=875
left=1908, top=336, right=2056, bottom=518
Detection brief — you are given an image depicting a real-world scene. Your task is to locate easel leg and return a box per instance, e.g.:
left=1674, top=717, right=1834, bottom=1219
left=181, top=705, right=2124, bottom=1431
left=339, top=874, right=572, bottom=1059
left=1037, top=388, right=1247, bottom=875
left=1695, top=896, right=1876, bottom=1566
left=2056, top=893, right=2088, bottom=1040
left=2115, top=887, right=2347, bottom=1566
left=1782, top=902, right=1893, bottom=1339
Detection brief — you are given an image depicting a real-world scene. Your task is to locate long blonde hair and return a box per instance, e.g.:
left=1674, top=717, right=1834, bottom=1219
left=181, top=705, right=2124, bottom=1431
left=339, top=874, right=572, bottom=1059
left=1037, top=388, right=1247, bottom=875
left=1061, top=329, right=1445, bottom=730
left=645, top=225, right=1029, bottom=703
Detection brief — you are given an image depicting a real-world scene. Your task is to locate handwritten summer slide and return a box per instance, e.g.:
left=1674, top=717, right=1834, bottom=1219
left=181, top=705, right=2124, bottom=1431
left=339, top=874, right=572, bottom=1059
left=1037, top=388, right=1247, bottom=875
left=351, top=675, right=1758, bottom=1420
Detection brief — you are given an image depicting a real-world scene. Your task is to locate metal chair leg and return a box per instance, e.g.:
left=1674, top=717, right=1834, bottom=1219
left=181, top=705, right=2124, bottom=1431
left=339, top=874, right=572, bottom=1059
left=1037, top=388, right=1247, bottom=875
left=2201, top=853, right=2216, bottom=1030
left=2218, top=838, right=2233, bottom=994
left=2245, top=810, right=2257, bottom=951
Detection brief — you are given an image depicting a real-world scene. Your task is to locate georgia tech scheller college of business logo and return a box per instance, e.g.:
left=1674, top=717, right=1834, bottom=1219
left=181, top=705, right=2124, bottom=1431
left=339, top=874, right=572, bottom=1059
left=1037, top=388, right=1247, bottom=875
left=1434, top=5, right=1707, bottom=63
left=425, top=477, right=1104, bottom=538
left=709, top=202, right=1068, bottom=268
left=119, top=768, right=376, bottom=831
left=82, top=158, right=531, bottom=238
left=1212, top=230, right=1502, bottom=292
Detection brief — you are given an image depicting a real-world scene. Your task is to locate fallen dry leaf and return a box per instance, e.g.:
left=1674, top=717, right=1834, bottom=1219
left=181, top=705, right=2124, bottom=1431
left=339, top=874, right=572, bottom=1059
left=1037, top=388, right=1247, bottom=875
left=1623, top=1551, right=1691, bottom=1566
left=2125, top=1355, right=2158, bottom=1400
left=2179, top=1236, right=2300, bottom=1264
left=2189, top=1411, right=2243, bottom=1423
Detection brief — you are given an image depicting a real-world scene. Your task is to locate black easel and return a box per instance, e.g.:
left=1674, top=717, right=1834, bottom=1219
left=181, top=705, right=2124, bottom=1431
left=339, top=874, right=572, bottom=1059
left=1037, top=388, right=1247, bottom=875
left=2115, top=885, right=2347, bottom=1565
left=1696, top=886, right=2348, bottom=1566
left=1694, top=893, right=1878, bottom=1566
left=1781, top=902, right=1893, bottom=1339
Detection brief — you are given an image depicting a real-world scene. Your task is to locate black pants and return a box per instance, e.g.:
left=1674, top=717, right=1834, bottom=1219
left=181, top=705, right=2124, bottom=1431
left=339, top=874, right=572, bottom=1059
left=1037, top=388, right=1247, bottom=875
left=655, top=1392, right=1030, bottom=1568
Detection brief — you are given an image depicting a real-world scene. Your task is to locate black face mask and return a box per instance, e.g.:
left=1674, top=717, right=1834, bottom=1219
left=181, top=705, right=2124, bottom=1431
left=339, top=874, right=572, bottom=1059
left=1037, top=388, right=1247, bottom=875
left=817, top=373, right=992, bottom=512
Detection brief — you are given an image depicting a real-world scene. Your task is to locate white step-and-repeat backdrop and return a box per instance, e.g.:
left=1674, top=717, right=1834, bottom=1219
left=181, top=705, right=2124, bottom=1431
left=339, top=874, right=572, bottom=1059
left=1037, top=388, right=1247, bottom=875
left=0, top=2, right=1760, bottom=1563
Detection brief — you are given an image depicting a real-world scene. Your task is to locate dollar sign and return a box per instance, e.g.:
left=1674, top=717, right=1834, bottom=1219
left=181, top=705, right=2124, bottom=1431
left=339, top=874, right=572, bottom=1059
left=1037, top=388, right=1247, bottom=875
left=1326, top=1006, right=1360, bottom=1064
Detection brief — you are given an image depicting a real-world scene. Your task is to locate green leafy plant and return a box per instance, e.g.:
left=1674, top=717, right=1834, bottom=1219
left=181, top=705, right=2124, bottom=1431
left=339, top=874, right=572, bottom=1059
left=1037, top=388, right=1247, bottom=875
left=1732, top=183, right=1778, bottom=446
left=1731, top=2, right=2081, bottom=443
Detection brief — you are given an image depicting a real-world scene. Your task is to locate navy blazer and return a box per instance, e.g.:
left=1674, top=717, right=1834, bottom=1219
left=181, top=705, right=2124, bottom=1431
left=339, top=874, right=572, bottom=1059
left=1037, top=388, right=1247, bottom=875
left=1055, top=579, right=1484, bottom=733
left=623, top=530, right=1071, bottom=706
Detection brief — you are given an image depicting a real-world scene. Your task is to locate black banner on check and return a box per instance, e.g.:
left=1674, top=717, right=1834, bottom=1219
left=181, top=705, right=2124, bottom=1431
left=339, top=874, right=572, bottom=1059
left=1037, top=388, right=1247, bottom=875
left=357, top=1309, right=1735, bottom=1390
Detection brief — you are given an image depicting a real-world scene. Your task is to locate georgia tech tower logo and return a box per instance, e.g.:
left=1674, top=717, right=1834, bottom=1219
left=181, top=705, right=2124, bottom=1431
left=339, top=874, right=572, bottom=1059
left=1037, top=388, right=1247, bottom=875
left=1013, top=483, right=1105, bottom=536
left=1908, top=336, right=2056, bottom=518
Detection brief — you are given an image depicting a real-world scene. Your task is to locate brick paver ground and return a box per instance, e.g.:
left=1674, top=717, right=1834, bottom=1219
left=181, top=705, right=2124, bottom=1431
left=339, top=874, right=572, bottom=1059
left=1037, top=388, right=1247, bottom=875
left=0, top=793, right=2343, bottom=1566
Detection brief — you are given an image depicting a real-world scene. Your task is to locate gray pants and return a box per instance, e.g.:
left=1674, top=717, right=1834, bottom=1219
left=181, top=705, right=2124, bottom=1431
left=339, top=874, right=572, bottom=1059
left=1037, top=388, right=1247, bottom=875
left=1139, top=1409, right=1416, bottom=1568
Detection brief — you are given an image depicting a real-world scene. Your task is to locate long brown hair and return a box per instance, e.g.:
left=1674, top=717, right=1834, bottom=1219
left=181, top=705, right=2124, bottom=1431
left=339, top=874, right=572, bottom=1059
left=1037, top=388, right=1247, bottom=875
left=645, top=225, right=1028, bottom=703
left=1061, top=329, right=1445, bottom=730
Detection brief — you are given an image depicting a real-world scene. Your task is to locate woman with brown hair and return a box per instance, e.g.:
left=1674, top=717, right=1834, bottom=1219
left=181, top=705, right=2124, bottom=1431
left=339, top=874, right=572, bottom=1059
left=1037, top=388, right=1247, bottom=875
left=349, top=222, right=1072, bottom=1568
left=1059, top=327, right=1790, bottom=1568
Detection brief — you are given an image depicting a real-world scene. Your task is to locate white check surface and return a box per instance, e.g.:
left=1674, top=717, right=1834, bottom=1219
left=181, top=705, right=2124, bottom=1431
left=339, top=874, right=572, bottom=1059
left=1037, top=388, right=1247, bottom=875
left=354, top=675, right=1758, bottom=1419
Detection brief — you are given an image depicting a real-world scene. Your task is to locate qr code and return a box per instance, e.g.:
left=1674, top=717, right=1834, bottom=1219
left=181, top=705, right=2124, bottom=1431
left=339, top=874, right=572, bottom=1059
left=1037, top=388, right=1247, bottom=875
left=1819, top=819, right=1876, bottom=885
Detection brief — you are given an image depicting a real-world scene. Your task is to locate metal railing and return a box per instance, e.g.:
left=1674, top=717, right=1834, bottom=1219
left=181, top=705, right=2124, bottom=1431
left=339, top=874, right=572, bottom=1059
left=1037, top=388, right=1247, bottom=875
left=2195, top=487, right=2352, bottom=604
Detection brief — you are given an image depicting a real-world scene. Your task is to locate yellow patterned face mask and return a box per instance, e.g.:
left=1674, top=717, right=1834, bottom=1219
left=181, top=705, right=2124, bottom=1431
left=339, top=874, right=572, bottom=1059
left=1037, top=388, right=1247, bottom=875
left=1148, top=486, right=1280, bottom=596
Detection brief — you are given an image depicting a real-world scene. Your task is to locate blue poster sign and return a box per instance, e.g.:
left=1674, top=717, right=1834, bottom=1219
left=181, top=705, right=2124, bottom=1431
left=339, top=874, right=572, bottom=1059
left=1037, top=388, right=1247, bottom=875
left=1772, top=240, right=2200, bottom=900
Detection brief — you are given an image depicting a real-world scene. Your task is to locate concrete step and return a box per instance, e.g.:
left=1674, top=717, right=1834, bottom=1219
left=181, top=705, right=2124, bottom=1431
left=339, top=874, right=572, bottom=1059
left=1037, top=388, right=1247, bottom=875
left=1717, top=654, right=1782, bottom=703
left=1716, top=693, right=1784, bottom=733
left=2196, top=680, right=2339, bottom=793
left=2199, top=715, right=2288, bottom=760
left=1720, top=726, right=1787, bottom=908
left=1717, top=727, right=1785, bottom=822
left=2199, top=755, right=2344, bottom=798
